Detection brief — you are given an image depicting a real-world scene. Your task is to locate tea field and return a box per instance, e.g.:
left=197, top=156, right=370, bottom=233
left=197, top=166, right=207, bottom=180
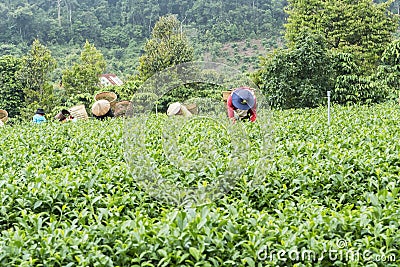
left=0, top=102, right=400, bottom=266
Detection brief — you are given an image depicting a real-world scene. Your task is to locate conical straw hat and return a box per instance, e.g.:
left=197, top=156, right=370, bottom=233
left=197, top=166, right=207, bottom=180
left=167, top=102, right=182, bottom=116
left=92, top=99, right=111, bottom=116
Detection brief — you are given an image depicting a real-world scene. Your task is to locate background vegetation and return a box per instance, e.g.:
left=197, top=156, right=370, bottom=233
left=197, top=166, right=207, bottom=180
left=1, top=0, right=400, bottom=118
left=0, top=0, right=287, bottom=76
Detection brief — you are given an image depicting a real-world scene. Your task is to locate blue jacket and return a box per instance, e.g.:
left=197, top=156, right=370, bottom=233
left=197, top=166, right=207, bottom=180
left=33, top=114, right=46, bottom=124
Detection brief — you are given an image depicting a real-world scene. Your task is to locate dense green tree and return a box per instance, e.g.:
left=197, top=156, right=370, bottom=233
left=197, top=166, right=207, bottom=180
left=255, top=0, right=399, bottom=108
left=284, top=0, right=399, bottom=73
left=137, top=14, right=194, bottom=81
left=0, top=55, right=23, bottom=118
left=134, top=15, right=228, bottom=112
left=133, top=15, right=194, bottom=112
left=331, top=51, right=388, bottom=104
left=254, top=33, right=333, bottom=109
left=62, top=40, right=106, bottom=106
left=376, top=39, right=400, bottom=99
left=17, top=39, right=57, bottom=118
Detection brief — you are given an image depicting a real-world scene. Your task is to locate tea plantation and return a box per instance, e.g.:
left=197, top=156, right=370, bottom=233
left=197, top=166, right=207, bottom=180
left=0, top=102, right=399, bottom=266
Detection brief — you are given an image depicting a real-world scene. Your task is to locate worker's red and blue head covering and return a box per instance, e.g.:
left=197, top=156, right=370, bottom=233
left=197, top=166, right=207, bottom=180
left=231, top=88, right=255, bottom=110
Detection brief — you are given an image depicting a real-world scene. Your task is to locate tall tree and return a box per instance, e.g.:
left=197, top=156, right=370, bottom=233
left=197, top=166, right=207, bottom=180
left=0, top=55, right=23, bottom=118
left=18, top=39, right=57, bottom=117
left=254, top=33, right=333, bottom=109
left=62, top=40, right=106, bottom=102
left=376, top=39, right=400, bottom=99
left=137, top=14, right=194, bottom=81
left=284, top=0, right=399, bottom=73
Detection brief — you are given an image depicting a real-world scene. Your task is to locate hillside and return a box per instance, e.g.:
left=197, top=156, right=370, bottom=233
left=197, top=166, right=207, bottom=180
left=0, top=0, right=288, bottom=76
left=202, top=37, right=285, bottom=73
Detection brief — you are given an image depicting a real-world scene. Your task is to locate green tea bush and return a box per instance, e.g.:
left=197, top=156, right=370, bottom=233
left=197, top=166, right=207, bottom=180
left=0, top=103, right=399, bottom=266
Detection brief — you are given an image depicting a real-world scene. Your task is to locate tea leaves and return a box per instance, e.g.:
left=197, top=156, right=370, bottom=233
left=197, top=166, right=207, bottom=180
left=1, top=103, right=400, bottom=266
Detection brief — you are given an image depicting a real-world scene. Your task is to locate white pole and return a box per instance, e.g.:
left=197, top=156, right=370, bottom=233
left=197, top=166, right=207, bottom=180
left=327, top=91, right=331, bottom=126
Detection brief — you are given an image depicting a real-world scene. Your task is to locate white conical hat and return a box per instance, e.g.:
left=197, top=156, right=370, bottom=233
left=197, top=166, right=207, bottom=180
left=167, top=102, right=182, bottom=116
left=92, top=99, right=111, bottom=116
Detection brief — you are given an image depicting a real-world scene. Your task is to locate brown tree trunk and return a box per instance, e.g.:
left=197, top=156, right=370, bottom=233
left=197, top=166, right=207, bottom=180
left=57, top=0, right=61, bottom=27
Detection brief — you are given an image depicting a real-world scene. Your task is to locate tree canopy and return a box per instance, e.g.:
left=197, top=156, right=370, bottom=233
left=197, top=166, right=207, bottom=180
left=62, top=41, right=106, bottom=108
left=137, top=15, right=194, bottom=81
left=0, top=0, right=286, bottom=47
left=255, top=33, right=333, bottom=109
left=255, top=0, right=400, bottom=108
left=0, top=55, right=23, bottom=117
left=284, top=0, right=399, bottom=72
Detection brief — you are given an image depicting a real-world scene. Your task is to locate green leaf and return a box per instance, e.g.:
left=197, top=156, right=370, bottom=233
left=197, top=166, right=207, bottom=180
left=189, top=247, right=201, bottom=262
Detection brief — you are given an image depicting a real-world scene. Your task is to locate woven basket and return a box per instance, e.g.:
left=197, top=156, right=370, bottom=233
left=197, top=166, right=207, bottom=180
left=68, top=105, right=88, bottom=120
left=222, top=91, right=232, bottom=101
left=0, top=109, right=8, bottom=123
left=95, top=91, right=117, bottom=109
left=114, top=101, right=131, bottom=117
left=185, top=103, right=198, bottom=115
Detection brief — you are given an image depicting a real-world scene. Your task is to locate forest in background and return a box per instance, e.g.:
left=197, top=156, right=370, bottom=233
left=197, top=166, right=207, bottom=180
left=1, top=0, right=400, bottom=78
left=0, top=0, right=289, bottom=78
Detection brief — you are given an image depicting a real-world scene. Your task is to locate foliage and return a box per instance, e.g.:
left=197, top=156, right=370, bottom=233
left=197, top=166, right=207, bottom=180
left=0, top=0, right=286, bottom=47
left=376, top=39, right=400, bottom=100
left=136, top=14, right=202, bottom=111
left=137, top=15, right=194, bottom=81
left=17, top=39, right=57, bottom=119
left=253, top=0, right=399, bottom=107
left=1, top=103, right=400, bottom=265
left=109, top=77, right=145, bottom=101
left=156, top=83, right=224, bottom=112
left=254, top=33, right=333, bottom=109
left=0, top=44, right=23, bottom=57
left=62, top=41, right=106, bottom=108
left=0, top=0, right=287, bottom=76
left=284, top=0, right=399, bottom=73
left=0, top=55, right=23, bottom=117
left=329, top=51, right=389, bottom=105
